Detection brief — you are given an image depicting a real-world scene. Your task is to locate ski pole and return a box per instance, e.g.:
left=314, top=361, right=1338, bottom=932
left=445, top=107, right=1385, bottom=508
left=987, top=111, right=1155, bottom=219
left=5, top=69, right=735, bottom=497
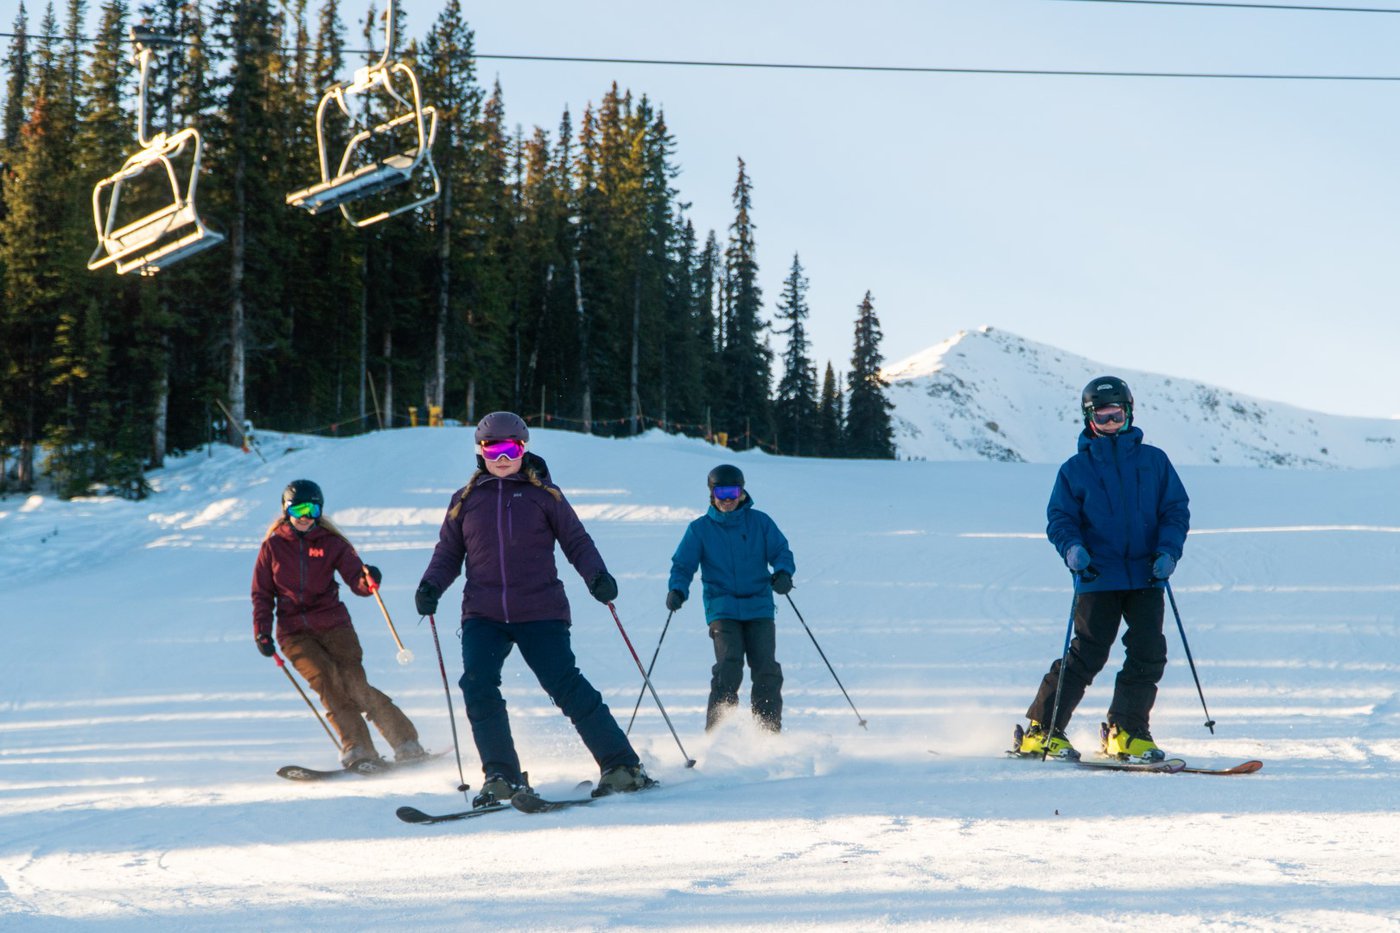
left=784, top=593, right=867, bottom=729
left=625, top=610, right=674, bottom=735
left=1043, top=581, right=1079, bottom=761
left=365, top=570, right=413, bottom=665
left=425, top=613, right=471, bottom=797
left=272, top=653, right=340, bottom=751
left=607, top=602, right=697, bottom=768
left=1165, top=581, right=1216, bottom=734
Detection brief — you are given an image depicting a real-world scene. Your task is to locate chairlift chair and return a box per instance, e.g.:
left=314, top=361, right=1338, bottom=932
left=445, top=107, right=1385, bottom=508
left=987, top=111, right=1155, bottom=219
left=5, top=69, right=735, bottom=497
left=285, top=0, right=441, bottom=227
left=87, top=28, right=223, bottom=276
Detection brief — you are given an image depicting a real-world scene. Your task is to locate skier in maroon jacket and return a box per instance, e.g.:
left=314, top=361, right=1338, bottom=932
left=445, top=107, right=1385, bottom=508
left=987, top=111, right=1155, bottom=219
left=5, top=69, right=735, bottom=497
left=252, top=479, right=423, bottom=768
left=414, top=412, right=652, bottom=807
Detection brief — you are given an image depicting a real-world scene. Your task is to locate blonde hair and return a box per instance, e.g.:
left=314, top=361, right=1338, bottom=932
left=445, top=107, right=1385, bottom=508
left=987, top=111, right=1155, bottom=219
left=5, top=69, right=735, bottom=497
left=263, top=513, right=349, bottom=541
left=448, top=461, right=560, bottom=520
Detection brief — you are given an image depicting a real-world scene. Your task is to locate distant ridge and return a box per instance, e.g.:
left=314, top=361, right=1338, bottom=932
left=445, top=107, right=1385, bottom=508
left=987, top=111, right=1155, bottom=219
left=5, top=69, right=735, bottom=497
left=882, top=326, right=1400, bottom=468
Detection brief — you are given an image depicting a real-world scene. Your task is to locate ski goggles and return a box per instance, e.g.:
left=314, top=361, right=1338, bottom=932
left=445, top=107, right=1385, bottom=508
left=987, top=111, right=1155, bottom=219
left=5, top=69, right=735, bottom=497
left=712, top=485, right=744, bottom=501
left=480, top=438, right=527, bottom=461
left=1091, top=406, right=1126, bottom=426
left=286, top=501, right=321, bottom=520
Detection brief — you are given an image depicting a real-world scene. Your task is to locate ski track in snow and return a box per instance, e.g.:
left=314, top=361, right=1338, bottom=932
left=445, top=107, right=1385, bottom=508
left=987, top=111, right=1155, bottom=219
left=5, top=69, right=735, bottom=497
left=2, top=428, right=1399, bottom=930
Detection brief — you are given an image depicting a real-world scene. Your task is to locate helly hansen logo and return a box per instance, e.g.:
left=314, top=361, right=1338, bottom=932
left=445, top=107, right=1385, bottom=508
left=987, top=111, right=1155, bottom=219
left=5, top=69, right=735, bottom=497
left=308, top=547, right=325, bottom=558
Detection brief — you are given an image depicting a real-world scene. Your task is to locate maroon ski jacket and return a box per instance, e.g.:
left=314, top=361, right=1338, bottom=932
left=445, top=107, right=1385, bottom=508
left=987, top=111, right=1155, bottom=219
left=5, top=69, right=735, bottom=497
left=251, top=523, right=372, bottom=641
left=419, top=455, right=607, bottom=624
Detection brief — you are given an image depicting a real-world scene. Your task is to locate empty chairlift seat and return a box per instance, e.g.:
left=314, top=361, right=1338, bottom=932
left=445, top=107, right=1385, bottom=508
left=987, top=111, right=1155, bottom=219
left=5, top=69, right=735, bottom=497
left=285, top=0, right=440, bottom=228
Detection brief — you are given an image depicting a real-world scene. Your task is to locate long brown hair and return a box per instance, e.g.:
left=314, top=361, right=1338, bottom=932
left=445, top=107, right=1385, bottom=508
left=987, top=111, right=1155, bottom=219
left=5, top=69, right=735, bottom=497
left=448, top=459, right=560, bottom=520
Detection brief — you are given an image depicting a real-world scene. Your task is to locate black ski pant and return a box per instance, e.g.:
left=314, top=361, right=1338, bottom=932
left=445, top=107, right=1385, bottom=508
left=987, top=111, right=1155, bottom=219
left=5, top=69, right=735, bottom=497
left=1026, top=587, right=1167, bottom=737
left=459, top=617, right=640, bottom=784
left=707, top=617, right=783, bottom=732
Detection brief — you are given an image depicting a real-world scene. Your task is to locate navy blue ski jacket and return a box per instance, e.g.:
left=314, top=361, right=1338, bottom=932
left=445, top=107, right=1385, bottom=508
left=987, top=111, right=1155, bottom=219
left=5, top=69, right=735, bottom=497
left=668, top=494, right=796, bottom=624
left=1046, top=425, right=1190, bottom=593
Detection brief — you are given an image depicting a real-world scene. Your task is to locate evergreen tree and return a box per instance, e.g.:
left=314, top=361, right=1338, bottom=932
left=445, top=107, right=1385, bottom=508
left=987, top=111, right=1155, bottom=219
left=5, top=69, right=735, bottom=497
left=817, top=362, right=843, bottom=457
left=773, top=252, right=819, bottom=456
left=420, top=0, right=480, bottom=418
left=0, top=3, right=84, bottom=490
left=718, top=156, right=771, bottom=449
left=205, top=0, right=288, bottom=441
left=844, top=290, right=895, bottom=459
left=2, top=3, right=29, bottom=148
left=695, top=227, right=721, bottom=432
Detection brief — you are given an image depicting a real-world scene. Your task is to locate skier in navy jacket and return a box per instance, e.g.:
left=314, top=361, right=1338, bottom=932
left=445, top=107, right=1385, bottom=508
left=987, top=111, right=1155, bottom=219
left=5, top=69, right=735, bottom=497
left=414, top=412, right=651, bottom=806
left=667, top=464, right=796, bottom=732
left=1018, top=377, right=1190, bottom=762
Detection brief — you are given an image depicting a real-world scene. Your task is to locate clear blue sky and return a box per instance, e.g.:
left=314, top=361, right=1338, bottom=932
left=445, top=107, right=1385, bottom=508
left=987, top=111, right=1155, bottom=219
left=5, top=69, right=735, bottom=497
left=49, top=0, right=1400, bottom=416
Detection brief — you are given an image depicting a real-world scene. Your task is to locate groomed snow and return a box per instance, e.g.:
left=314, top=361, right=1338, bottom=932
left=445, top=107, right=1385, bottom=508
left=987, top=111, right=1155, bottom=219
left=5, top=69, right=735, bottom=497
left=2, top=426, right=1398, bottom=930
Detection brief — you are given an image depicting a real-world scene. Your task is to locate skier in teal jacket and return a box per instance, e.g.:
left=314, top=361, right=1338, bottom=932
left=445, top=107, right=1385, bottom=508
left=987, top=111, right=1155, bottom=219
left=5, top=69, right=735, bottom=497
left=667, top=464, right=796, bottom=732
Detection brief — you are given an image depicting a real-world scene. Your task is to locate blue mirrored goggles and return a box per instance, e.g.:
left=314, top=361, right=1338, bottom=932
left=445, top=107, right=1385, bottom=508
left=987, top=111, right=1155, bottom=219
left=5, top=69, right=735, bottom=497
left=286, top=501, right=321, bottom=520
left=712, top=485, right=744, bottom=501
left=1091, top=407, right=1126, bottom=426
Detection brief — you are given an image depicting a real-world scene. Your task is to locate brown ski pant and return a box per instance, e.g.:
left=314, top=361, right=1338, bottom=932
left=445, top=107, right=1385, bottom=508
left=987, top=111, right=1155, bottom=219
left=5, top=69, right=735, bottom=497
left=280, top=625, right=417, bottom=760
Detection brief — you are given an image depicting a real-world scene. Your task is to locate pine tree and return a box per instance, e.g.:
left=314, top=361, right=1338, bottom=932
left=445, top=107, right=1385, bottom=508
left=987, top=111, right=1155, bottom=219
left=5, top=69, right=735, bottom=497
left=844, top=290, right=896, bottom=459
left=2, top=3, right=29, bottom=148
left=0, top=4, right=84, bottom=490
left=817, top=362, right=843, bottom=457
left=205, top=0, right=288, bottom=442
left=420, top=0, right=481, bottom=419
left=718, top=156, right=771, bottom=449
left=773, top=252, right=819, bottom=456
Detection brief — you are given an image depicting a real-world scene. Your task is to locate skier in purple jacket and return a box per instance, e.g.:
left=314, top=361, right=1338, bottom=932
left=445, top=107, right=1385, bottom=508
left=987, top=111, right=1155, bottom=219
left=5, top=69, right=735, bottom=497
left=414, top=412, right=651, bottom=806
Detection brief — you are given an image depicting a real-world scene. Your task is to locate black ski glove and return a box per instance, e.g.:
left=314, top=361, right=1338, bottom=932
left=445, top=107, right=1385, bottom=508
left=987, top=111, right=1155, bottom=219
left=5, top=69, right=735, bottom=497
left=415, top=581, right=441, bottom=616
left=255, top=631, right=276, bottom=658
left=364, top=564, right=382, bottom=586
left=589, top=570, right=618, bottom=604
left=665, top=589, right=686, bottom=611
left=770, top=570, right=793, bottom=595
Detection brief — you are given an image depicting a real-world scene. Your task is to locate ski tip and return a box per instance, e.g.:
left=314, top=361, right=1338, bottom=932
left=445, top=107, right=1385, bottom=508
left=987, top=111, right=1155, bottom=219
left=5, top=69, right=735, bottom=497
left=395, top=806, right=431, bottom=823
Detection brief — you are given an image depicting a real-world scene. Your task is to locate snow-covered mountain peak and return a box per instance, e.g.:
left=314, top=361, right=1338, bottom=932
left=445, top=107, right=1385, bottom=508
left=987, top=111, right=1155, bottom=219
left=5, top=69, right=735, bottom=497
left=882, top=326, right=1400, bottom=468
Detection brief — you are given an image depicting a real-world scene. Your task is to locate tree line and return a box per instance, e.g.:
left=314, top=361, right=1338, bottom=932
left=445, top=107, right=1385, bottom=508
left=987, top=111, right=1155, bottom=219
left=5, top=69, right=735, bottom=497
left=0, top=0, right=896, bottom=499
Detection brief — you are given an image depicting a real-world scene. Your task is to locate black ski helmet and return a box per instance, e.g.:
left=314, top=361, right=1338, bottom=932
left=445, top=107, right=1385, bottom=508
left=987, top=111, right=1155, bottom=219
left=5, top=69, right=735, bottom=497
left=475, top=411, right=529, bottom=444
left=282, top=479, right=324, bottom=511
left=707, top=464, right=745, bottom=490
left=1081, top=376, right=1134, bottom=428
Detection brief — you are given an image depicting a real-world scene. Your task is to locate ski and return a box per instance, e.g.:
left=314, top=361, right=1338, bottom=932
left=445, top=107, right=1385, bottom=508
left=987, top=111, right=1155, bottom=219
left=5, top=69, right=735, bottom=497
left=510, top=780, right=658, bottom=814
left=1178, top=759, right=1264, bottom=776
left=396, top=803, right=510, bottom=824
left=1005, top=749, right=1185, bottom=773
left=1077, top=755, right=1185, bottom=773
left=510, top=790, right=596, bottom=813
left=278, top=749, right=448, bottom=782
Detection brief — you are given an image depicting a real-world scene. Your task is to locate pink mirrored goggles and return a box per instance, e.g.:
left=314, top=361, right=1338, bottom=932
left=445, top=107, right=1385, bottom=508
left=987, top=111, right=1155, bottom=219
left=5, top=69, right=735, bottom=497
left=480, top=438, right=527, bottom=461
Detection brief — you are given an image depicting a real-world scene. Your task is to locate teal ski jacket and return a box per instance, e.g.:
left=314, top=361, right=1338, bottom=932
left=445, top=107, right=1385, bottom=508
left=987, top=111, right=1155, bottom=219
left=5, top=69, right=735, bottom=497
left=668, top=494, right=796, bottom=623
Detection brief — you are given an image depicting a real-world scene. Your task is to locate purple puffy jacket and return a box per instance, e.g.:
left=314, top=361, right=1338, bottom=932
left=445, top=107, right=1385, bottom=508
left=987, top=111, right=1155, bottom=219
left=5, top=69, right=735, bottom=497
left=419, top=454, right=607, bottom=624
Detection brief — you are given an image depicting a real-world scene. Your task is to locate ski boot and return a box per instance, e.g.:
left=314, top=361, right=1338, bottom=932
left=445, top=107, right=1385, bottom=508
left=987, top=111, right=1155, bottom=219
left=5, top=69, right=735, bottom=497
left=591, top=763, right=657, bottom=797
left=393, top=738, right=428, bottom=763
left=473, top=771, right=531, bottom=808
left=1101, top=722, right=1165, bottom=762
left=341, top=744, right=389, bottom=773
left=1016, top=722, right=1080, bottom=760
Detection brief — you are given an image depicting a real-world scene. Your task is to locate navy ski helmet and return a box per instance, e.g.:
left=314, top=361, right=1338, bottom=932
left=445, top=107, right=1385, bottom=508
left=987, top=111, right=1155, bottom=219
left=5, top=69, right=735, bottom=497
left=707, top=464, right=745, bottom=490
left=474, top=411, right=530, bottom=445
left=282, top=479, right=324, bottom=511
left=1081, top=376, right=1134, bottom=428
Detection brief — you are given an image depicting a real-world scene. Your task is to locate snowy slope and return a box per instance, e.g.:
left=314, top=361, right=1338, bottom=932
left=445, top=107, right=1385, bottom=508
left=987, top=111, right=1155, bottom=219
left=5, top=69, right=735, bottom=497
left=885, top=326, right=1400, bottom=468
left=2, top=427, right=1399, bottom=930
